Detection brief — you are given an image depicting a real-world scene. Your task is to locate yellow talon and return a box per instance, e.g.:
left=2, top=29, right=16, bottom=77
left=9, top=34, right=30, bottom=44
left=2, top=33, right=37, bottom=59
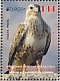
left=36, top=60, right=40, bottom=72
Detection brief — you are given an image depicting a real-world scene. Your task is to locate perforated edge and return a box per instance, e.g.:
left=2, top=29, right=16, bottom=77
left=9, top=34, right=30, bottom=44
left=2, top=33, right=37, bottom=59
left=0, top=0, right=58, bottom=81
left=1, top=0, right=57, bottom=1
left=2, top=78, right=57, bottom=81
left=0, top=1, right=3, bottom=81
left=58, top=1, right=60, bottom=81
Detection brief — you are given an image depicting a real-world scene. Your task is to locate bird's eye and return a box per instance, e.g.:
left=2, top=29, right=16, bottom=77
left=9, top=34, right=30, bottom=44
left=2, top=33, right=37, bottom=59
left=30, top=6, right=33, bottom=9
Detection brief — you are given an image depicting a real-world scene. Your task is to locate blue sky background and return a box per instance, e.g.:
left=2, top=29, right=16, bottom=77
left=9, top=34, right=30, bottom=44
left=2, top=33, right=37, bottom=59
left=2, top=1, right=57, bottom=73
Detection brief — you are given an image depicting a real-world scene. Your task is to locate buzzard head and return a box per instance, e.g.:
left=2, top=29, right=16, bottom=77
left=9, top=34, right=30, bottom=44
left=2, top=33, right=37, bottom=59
left=26, top=4, right=41, bottom=18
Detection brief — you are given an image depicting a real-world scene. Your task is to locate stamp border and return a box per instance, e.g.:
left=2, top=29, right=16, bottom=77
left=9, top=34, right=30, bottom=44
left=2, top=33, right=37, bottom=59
left=0, top=0, right=59, bottom=80
left=1, top=0, right=57, bottom=1
left=58, top=1, right=60, bottom=81
left=1, top=1, right=3, bottom=75
left=0, top=1, right=3, bottom=81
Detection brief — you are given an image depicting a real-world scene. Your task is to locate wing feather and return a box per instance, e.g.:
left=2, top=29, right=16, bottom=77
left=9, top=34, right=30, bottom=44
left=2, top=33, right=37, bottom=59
left=8, top=23, right=28, bottom=65
left=43, top=31, right=51, bottom=55
left=42, top=19, right=51, bottom=55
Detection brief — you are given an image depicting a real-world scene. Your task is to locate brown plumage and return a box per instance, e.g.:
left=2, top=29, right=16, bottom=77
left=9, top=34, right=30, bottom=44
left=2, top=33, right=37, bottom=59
left=8, top=4, right=51, bottom=68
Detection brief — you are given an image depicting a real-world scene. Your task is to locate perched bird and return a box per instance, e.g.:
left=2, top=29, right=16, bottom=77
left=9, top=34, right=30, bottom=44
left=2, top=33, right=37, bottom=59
left=7, top=4, right=51, bottom=72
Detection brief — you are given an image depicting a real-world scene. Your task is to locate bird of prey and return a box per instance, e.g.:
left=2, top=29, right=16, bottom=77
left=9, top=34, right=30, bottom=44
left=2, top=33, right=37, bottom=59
left=8, top=4, right=51, bottom=71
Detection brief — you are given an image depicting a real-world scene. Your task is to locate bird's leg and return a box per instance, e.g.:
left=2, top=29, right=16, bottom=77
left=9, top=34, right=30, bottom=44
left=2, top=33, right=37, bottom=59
left=36, top=59, right=41, bottom=73
left=23, top=64, right=26, bottom=73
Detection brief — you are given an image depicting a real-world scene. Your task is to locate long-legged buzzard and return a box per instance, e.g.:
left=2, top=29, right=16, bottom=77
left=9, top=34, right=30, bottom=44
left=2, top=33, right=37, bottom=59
left=8, top=4, right=51, bottom=72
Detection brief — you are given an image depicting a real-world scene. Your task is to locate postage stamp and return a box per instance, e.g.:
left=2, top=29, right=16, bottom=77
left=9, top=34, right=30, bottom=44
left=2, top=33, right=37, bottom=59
left=0, top=0, right=59, bottom=81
